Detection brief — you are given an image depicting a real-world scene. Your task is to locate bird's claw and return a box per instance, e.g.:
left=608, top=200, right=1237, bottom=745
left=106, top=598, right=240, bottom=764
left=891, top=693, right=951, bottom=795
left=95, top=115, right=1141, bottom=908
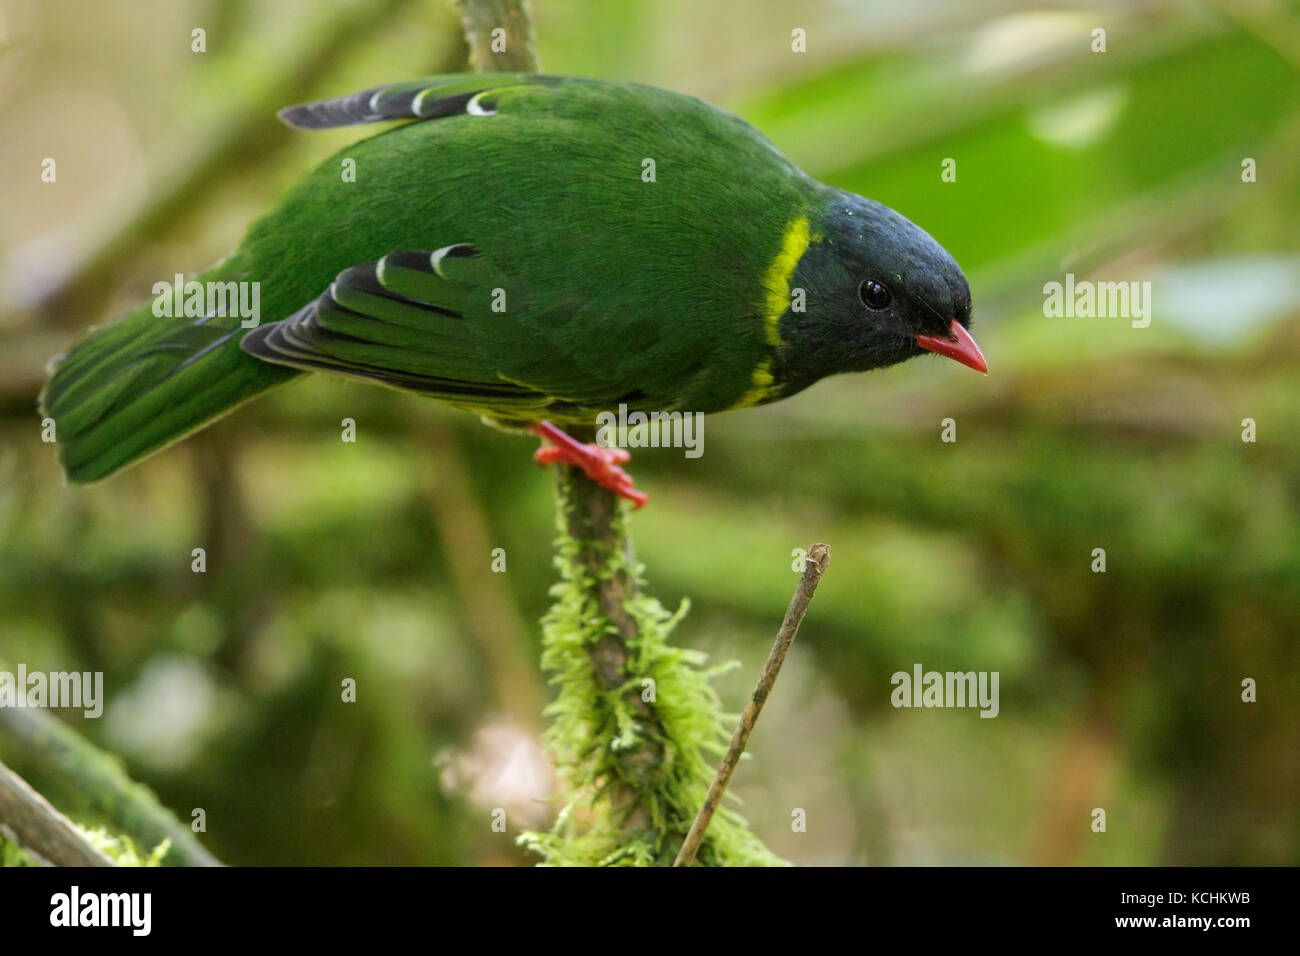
left=530, top=421, right=648, bottom=508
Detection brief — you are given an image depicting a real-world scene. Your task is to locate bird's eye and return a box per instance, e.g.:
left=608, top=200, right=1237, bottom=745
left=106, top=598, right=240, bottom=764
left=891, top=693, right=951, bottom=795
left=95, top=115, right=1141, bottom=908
left=859, top=279, right=892, bottom=310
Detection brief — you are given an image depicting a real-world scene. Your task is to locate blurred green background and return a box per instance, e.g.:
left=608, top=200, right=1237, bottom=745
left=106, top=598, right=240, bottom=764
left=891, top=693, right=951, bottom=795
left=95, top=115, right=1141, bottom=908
left=1, top=0, right=1298, bottom=865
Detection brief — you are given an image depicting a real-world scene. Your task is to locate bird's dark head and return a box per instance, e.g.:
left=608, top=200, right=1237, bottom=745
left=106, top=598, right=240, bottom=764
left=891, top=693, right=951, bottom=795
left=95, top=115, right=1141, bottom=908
left=779, top=190, right=984, bottom=387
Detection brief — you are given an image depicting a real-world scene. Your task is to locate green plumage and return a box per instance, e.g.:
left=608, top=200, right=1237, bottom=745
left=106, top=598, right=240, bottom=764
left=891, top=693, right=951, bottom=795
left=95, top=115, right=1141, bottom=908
left=41, top=73, right=973, bottom=483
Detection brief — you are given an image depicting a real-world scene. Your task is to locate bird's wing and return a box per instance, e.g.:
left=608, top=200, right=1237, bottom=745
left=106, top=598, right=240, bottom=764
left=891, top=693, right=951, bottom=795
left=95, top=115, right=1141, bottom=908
left=239, top=246, right=642, bottom=420
left=268, top=74, right=779, bottom=416
left=277, top=74, right=556, bottom=129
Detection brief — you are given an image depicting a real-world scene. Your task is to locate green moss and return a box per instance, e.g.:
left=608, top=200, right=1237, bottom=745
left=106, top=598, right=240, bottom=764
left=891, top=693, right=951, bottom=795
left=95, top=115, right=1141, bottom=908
left=0, top=826, right=170, bottom=867
left=78, top=828, right=171, bottom=866
left=0, top=833, right=38, bottom=867
left=520, top=497, right=785, bottom=867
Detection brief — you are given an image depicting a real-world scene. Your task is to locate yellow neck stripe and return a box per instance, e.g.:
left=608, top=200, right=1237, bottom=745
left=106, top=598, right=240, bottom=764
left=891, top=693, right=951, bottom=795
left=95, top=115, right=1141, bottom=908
left=760, top=215, right=811, bottom=348
left=731, top=215, right=812, bottom=409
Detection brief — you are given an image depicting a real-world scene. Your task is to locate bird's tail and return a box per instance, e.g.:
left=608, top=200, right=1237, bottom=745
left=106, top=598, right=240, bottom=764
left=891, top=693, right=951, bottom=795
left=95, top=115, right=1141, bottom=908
left=40, top=265, right=298, bottom=483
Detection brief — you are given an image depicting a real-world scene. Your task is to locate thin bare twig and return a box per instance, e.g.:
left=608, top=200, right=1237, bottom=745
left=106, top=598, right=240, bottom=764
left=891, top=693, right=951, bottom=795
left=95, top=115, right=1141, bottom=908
left=674, top=542, right=831, bottom=867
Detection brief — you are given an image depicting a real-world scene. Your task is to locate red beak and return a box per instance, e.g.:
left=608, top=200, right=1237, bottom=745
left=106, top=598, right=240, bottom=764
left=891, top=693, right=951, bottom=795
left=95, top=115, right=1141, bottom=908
left=915, top=320, right=988, bottom=375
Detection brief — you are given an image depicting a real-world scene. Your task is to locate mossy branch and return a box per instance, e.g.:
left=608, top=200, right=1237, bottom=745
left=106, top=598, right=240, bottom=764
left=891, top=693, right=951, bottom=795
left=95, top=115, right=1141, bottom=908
left=517, top=431, right=784, bottom=866
left=0, top=705, right=222, bottom=867
left=460, top=0, right=777, bottom=866
left=0, top=758, right=115, bottom=866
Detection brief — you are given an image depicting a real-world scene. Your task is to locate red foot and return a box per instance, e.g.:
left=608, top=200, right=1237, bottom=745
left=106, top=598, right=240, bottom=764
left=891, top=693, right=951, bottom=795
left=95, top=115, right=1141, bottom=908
left=529, top=421, right=649, bottom=508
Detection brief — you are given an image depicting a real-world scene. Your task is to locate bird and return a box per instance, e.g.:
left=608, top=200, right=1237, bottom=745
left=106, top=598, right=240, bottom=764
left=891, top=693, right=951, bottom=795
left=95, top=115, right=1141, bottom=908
left=40, top=73, right=985, bottom=506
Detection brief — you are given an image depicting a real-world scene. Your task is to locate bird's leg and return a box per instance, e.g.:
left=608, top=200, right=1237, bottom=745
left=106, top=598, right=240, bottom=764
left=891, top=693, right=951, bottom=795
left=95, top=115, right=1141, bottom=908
left=529, top=420, right=648, bottom=508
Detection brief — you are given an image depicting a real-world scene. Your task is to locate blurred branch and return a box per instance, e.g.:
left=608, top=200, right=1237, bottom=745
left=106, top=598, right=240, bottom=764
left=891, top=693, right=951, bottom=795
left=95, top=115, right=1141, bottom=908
left=457, top=0, right=541, bottom=72
left=674, top=543, right=830, bottom=867
left=0, top=758, right=115, bottom=866
left=0, top=705, right=223, bottom=867
left=416, top=419, right=544, bottom=724
left=442, top=1, right=547, bottom=729
left=34, top=0, right=426, bottom=327
left=458, top=0, right=658, bottom=836
left=461, top=0, right=776, bottom=865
